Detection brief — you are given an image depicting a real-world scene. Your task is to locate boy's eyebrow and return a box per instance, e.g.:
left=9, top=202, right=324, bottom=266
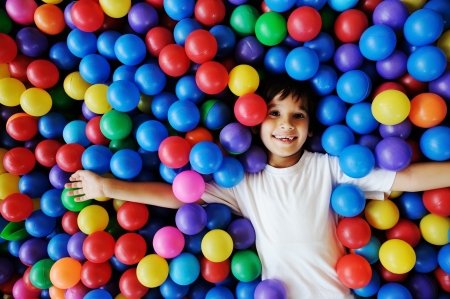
left=267, top=103, right=309, bottom=112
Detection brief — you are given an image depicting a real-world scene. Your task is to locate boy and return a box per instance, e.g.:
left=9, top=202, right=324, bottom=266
left=66, top=74, right=450, bottom=298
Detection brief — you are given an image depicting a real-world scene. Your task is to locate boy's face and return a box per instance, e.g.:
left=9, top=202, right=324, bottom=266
left=257, top=93, right=312, bottom=168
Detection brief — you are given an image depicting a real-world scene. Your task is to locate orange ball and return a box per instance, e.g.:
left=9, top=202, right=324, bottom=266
left=49, top=286, right=65, bottom=299
left=34, top=4, right=65, bottom=35
left=49, top=257, right=82, bottom=289
left=409, top=93, right=447, bottom=128
left=185, top=126, right=214, bottom=147
left=336, top=253, right=372, bottom=289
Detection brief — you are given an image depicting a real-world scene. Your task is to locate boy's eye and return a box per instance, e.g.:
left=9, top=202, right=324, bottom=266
left=269, top=111, right=280, bottom=116
left=294, top=113, right=305, bottom=119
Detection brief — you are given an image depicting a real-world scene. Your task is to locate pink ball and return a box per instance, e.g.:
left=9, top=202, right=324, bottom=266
left=153, top=226, right=185, bottom=259
left=12, top=278, right=40, bottom=299
left=172, top=170, right=205, bottom=203
left=5, top=0, right=37, bottom=25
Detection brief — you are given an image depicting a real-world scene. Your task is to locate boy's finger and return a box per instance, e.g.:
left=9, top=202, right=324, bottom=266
left=74, top=195, right=87, bottom=202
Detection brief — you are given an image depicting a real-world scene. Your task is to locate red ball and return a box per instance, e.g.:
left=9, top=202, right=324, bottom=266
left=6, top=113, right=38, bottom=141
left=385, top=218, right=421, bottom=248
left=56, top=143, right=85, bottom=172
left=434, top=266, right=450, bottom=293
left=337, top=217, right=372, bottom=249
left=287, top=6, right=322, bottom=42
left=372, top=82, right=407, bottom=100
left=34, top=139, right=62, bottom=168
left=0, top=33, right=17, bottom=64
left=375, top=262, right=408, bottom=282
left=356, top=0, right=383, bottom=16
left=185, top=30, right=218, bottom=64
left=70, top=0, right=104, bottom=32
left=145, top=27, right=174, bottom=57
left=158, top=44, right=190, bottom=77
left=336, top=253, right=372, bottom=289
left=145, top=0, right=163, bottom=8
left=194, top=0, right=226, bottom=27
left=26, top=59, right=59, bottom=89
left=334, top=9, right=368, bottom=43
left=116, top=202, right=149, bottom=231
left=98, top=15, right=126, bottom=32
left=119, top=268, right=149, bottom=299
left=397, top=73, right=428, bottom=98
left=0, top=273, right=20, bottom=295
left=115, top=233, right=147, bottom=265
left=80, top=261, right=112, bottom=289
left=61, top=211, right=80, bottom=235
left=159, top=11, right=178, bottom=31
left=86, top=116, right=110, bottom=145
left=3, top=147, right=35, bottom=175
left=195, top=61, right=229, bottom=95
left=158, top=136, right=191, bottom=168
left=234, top=93, right=267, bottom=126
left=22, top=267, right=41, bottom=293
left=423, top=187, right=450, bottom=217
left=8, top=54, right=34, bottom=83
left=406, top=139, right=424, bottom=163
left=201, top=256, right=230, bottom=283
left=83, top=231, right=115, bottom=263
left=0, top=193, right=33, bottom=222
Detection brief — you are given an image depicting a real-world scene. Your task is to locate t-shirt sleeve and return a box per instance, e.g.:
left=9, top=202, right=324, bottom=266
left=202, top=180, right=242, bottom=214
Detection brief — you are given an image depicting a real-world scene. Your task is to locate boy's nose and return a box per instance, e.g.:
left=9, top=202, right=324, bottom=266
left=280, top=117, right=294, bottom=130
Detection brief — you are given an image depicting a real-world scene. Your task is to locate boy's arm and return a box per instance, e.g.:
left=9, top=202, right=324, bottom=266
left=391, top=161, right=450, bottom=192
left=65, top=170, right=205, bottom=209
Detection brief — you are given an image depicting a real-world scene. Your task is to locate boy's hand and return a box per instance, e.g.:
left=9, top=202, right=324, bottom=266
left=64, top=170, right=105, bottom=202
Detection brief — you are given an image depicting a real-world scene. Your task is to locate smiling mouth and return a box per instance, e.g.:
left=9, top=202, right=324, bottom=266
left=273, top=135, right=298, bottom=141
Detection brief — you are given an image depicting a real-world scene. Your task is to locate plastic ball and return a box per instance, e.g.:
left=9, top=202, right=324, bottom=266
left=372, top=1, right=409, bottom=32
left=336, top=254, right=372, bottom=289
left=336, top=70, right=371, bottom=104
left=81, top=145, right=112, bottom=175
left=238, top=145, right=267, bottom=173
left=20, top=88, right=52, bottom=117
left=175, top=75, right=205, bottom=104
left=200, top=99, right=232, bottom=130
left=168, top=100, right=200, bottom=132
left=287, top=7, right=321, bottom=42
left=254, top=12, right=287, bottom=47
left=334, top=9, right=368, bottom=43
left=6, top=113, right=37, bottom=141
left=189, top=141, right=223, bottom=175
left=49, top=257, right=82, bottom=289
left=77, top=205, right=109, bottom=235
left=86, top=116, right=109, bottom=145
left=423, top=188, right=450, bottom=217
left=359, top=25, right=396, bottom=61
left=34, top=4, right=65, bottom=35
left=145, top=26, right=174, bottom=57
left=420, top=126, right=450, bottom=161
left=83, top=289, right=112, bottom=299
left=202, top=229, right=233, bottom=262
left=309, top=64, right=338, bottom=96
left=407, top=45, right=447, bottom=82
left=3, top=147, right=35, bottom=175
left=429, top=70, right=450, bottom=102
left=83, top=231, right=115, bottom=263
left=40, top=189, right=66, bottom=218
left=70, top=0, right=104, bottom=32
left=80, top=260, right=112, bottom=289
left=220, top=122, right=252, bottom=154
left=173, top=18, right=202, bottom=46
left=159, top=136, right=191, bottom=169
left=79, top=54, right=110, bottom=85
left=315, top=95, right=346, bottom=126
left=263, top=46, right=289, bottom=75
left=99, top=0, right=131, bottom=18
left=153, top=226, right=184, bottom=258
left=157, top=44, right=190, bottom=77
left=210, top=25, right=236, bottom=57
left=194, top=0, right=225, bottom=27
left=204, top=203, right=231, bottom=231
left=169, top=252, right=200, bottom=286
left=56, top=143, right=84, bottom=172
left=0, top=193, right=33, bottom=222
left=404, top=8, right=443, bottom=47
left=0, top=78, right=25, bottom=107
left=375, top=137, right=412, bottom=171
left=196, top=61, right=229, bottom=95
left=185, top=30, right=218, bottom=64
left=135, top=63, right=166, bottom=95
left=365, top=199, right=399, bottom=230
left=117, top=202, right=149, bottom=231
left=5, top=0, right=37, bottom=26
left=135, top=120, right=167, bottom=152
left=136, top=254, right=168, bottom=288
left=254, top=279, right=287, bottom=299
left=172, top=170, right=205, bottom=203
left=409, top=93, right=447, bottom=128
left=413, top=241, right=438, bottom=273
left=420, top=213, right=450, bottom=246
left=328, top=0, right=359, bottom=12
left=386, top=218, right=421, bottom=248
left=321, top=124, right=355, bottom=156
left=285, top=47, right=319, bottom=81
left=372, top=90, right=411, bottom=125
left=63, top=71, right=92, bottom=101
left=16, top=27, right=48, bottom=58
left=231, top=250, right=262, bottom=282
left=379, top=239, right=416, bottom=274
left=228, top=65, right=259, bottom=96
left=175, top=203, right=207, bottom=236
left=353, top=268, right=381, bottom=297
left=234, top=93, right=267, bottom=126
left=26, top=59, right=59, bottom=89
left=47, top=233, right=71, bottom=261
left=353, top=235, right=381, bottom=264
left=330, top=184, right=365, bottom=217
left=97, top=31, right=120, bottom=61
left=114, top=233, right=147, bottom=266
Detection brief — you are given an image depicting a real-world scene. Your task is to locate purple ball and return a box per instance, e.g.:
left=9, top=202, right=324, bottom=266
left=403, top=273, right=438, bottom=299
left=254, top=279, right=287, bottom=299
left=376, top=50, right=407, bottom=80
left=235, top=36, right=265, bottom=66
left=0, top=105, right=22, bottom=122
left=82, top=102, right=100, bottom=121
left=220, top=122, right=252, bottom=154
left=281, top=33, right=303, bottom=48
left=67, top=232, right=87, bottom=261
left=375, top=137, right=412, bottom=171
left=15, top=27, right=48, bottom=57
left=226, top=218, right=256, bottom=250
left=228, top=0, right=248, bottom=4
left=372, top=0, right=409, bottom=32
left=356, top=134, right=381, bottom=153
left=333, top=43, right=364, bottom=72
left=49, top=165, right=73, bottom=190
left=304, top=134, right=325, bottom=153
left=175, top=203, right=207, bottom=235
left=379, top=118, right=412, bottom=139
left=429, top=69, right=450, bottom=103
left=64, top=2, right=77, bottom=30
left=128, top=2, right=159, bottom=34
left=0, top=257, right=14, bottom=284
left=24, top=135, right=44, bottom=152
left=18, top=238, right=49, bottom=266
left=65, top=282, right=90, bottom=299
left=238, top=145, right=267, bottom=173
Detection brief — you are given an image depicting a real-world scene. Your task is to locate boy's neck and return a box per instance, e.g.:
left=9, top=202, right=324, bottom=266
left=267, top=150, right=304, bottom=168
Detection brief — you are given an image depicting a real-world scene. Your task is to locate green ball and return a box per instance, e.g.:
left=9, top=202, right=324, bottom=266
left=48, top=84, right=76, bottom=111
left=30, top=259, right=55, bottom=289
left=230, top=5, right=260, bottom=37
left=109, top=136, right=139, bottom=154
left=105, top=215, right=126, bottom=240
left=231, top=250, right=262, bottom=282
left=319, top=5, right=338, bottom=33
left=100, top=110, right=132, bottom=141
left=61, top=188, right=92, bottom=212
left=0, top=9, right=12, bottom=34
left=255, top=12, right=287, bottom=46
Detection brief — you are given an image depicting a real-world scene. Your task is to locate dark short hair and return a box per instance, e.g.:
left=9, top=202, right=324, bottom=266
left=255, top=74, right=318, bottom=132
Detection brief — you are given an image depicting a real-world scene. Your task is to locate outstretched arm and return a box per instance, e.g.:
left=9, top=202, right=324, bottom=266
left=391, top=161, right=450, bottom=192
left=65, top=170, right=205, bottom=209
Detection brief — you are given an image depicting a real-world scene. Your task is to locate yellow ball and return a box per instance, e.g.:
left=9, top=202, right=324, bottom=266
left=0, top=64, right=10, bottom=79
left=420, top=213, right=450, bottom=245
left=113, top=198, right=126, bottom=211
left=99, top=0, right=131, bottom=18
left=0, top=173, right=20, bottom=200
left=372, top=90, right=410, bottom=125
left=379, top=239, right=416, bottom=274
left=84, top=84, right=111, bottom=114
left=0, top=78, right=25, bottom=107
left=400, top=0, right=426, bottom=13
left=20, top=88, right=52, bottom=116
left=201, top=229, right=233, bottom=262
left=64, top=72, right=92, bottom=100
left=389, top=191, right=403, bottom=199
left=115, top=294, right=136, bottom=299
left=136, top=254, right=169, bottom=288
left=365, top=199, right=399, bottom=230
left=32, top=198, right=41, bottom=211
left=77, top=205, right=109, bottom=235
left=137, top=94, right=153, bottom=114
left=228, top=65, right=260, bottom=96
left=42, top=0, right=63, bottom=3
left=437, top=30, right=450, bottom=62
left=0, top=148, right=8, bottom=174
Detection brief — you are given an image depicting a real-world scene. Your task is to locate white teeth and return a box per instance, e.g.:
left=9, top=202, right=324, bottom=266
left=274, top=135, right=296, bottom=140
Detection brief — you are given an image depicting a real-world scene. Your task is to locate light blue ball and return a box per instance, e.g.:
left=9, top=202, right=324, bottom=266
left=97, top=30, right=121, bottom=60
left=164, top=0, right=195, bottom=21
left=304, top=32, right=336, bottom=63
left=309, top=64, right=337, bottom=96
left=315, top=95, right=347, bottom=126
left=321, top=124, right=355, bottom=156
left=327, top=0, right=358, bottom=12
left=336, top=70, right=372, bottom=104
left=81, top=145, right=113, bottom=175
left=377, top=283, right=412, bottom=299
left=135, top=64, right=166, bottom=96
left=114, top=34, right=146, bottom=66
left=330, top=184, right=365, bottom=217
left=151, top=92, right=178, bottom=121
left=25, top=210, right=56, bottom=238
left=403, top=8, right=444, bottom=46
left=176, top=75, right=205, bottom=104
left=66, top=29, right=97, bottom=58
left=190, top=141, right=223, bottom=175
left=296, top=0, right=327, bottom=10
left=438, top=244, right=450, bottom=274
left=354, top=268, right=381, bottom=297
left=345, top=102, right=379, bottom=134
left=168, top=100, right=200, bottom=132
left=213, top=157, right=244, bottom=188
left=107, top=80, right=140, bottom=112
left=174, top=18, right=202, bottom=46
left=407, top=46, right=447, bottom=82
left=84, top=289, right=113, bottom=299
left=206, top=286, right=235, bottom=299
left=285, top=47, right=319, bottom=81
left=265, top=0, right=297, bottom=12
left=79, top=54, right=111, bottom=84
left=63, top=120, right=90, bottom=147
left=264, top=46, right=289, bottom=75
left=136, top=120, right=168, bottom=152
left=359, top=24, right=396, bottom=61
left=110, top=149, right=143, bottom=180
left=339, top=144, right=375, bottom=178
left=113, top=65, right=137, bottom=82
left=40, top=189, right=66, bottom=218
left=420, top=126, right=450, bottom=161
left=47, top=233, right=71, bottom=261
left=353, top=235, right=381, bottom=264
left=169, top=252, right=201, bottom=286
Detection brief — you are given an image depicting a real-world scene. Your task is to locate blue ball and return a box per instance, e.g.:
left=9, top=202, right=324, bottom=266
left=19, top=171, right=50, bottom=199
left=8, top=239, right=26, bottom=257
left=160, top=276, right=189, bottom=299
left=264, top=46, right=289, bottom=75
left=25, top=210, right=57, bottom=238
left=321, top=124, right=355, bottom=156
left=0, top=216, right=8, bottom=244
left=403, top=8, right=444, bottom=47
left=315, top=95, right=347, bottom=126
left=164, top=0, right=195, bottom=21
left=47, top=233, right=71, bottom=261
left=152, top=92, right=178, bottom=121
left=107, top=80, right=140, bottom=112
left=205, top=203, right=232, bottom=230
left=188, top=276, right=214, bottom=299
left=346, top=102, right=379, bottom=134
left=327, top=0, right=358, bottom=12
left=138, top=147, right=161, bottom=170
left=397, top=192, right=428, bottom=220
left=40, top=189, right=66, bottom=217
left=285, top=47, right=320, bottom=81
left=97, top=30, right=121, bottom=60
left=424, top=0, right=450, bottom=31
left=84, top=289, right=113, bottom=299
left=190, top=141, right=223, bottom=175
left=135, top=64, right=166, bottom=95
left=175, top=75, right=205, bottom=104
left=66, top=29, right=97, bottom=58
left=353, top=235, right=381, bottom=264
left=213, top=157, right=244, bottom=188
left=354, top=268, right=380, bottom=297
left=339, top=144, right=375, bottom=178
left=210, top=25, right=236, bottom=57
left=131, top=114, right=153, bottom=139
left=169, top=252, right=201, bottom=286
left=331, top=184, right=365, bottom=217
left=414, top=241, right=438, bottom=273
left=79, top=54, right=111, bottom=84
left=206, top=286, right=234, bottom=299
left=377, top=283, right=412, bottom=299
left=407, top=46, right=447, bottom=82
left=296, top=0, right=327, bottom=10
left=168, top=100, right=200, bottom=132
left=336, top=70, right=372, bottom=104
left=63, top=120, right=90, bottom=147
left=309, top=64, right=337, bottom=96
left=265, top=0, right=296, bottom=12
left=236, top=278, right=261, bottom=299
left=110, top=149, right=143, bottom=180
left=113, top=65, right=137, bottom=82
left=359, top=24, right=396, bottom=61
left=438, top=244, right=450, bottom=274
left=81, top=145, right=113, bottom=175
left=38, top=112, right=67, bottom=139
left=49, top=42, right=79, bottom=71
left=184, top=228, right=208, bottom=255
left=114, top=34, right=146, bottom=66
left=303, top=32, right=335, bottom=62
left=201, top=100, right=232, bottom=130
left=136, top=120, right=168, bottom=152
left=420, top=126, right=450, bottom=161
left=174, top=18, right=202, bottom=46
left=159, top=163, right=190, bottom=184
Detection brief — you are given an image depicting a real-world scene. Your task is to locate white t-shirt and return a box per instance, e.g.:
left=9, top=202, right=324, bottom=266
left=202, top=151, right=397, bottom=299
